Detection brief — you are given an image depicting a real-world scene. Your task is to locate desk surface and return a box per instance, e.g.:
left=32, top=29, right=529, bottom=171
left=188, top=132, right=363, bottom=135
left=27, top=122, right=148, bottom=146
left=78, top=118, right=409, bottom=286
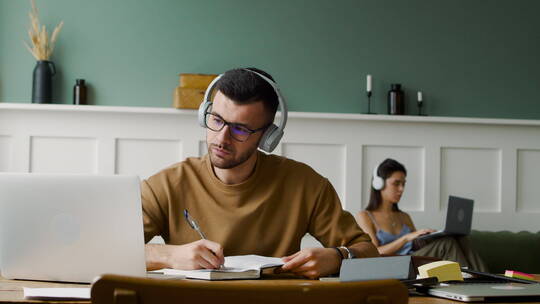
left=1, top=275, right=539, bottom=304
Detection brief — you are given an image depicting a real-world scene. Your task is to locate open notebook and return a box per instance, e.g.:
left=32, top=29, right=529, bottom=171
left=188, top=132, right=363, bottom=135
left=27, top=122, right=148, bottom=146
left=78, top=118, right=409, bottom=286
left=159, top=255, right=284, bottom=280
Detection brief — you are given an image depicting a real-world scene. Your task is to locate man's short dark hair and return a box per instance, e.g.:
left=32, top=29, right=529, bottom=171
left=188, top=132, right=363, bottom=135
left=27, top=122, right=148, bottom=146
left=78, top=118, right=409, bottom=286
left=215, top=67, right=279, bottom=119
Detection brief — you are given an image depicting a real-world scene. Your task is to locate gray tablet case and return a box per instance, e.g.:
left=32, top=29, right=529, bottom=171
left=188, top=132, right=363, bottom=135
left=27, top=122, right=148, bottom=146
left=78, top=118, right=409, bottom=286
left=340, top=256, right=412, bottom=282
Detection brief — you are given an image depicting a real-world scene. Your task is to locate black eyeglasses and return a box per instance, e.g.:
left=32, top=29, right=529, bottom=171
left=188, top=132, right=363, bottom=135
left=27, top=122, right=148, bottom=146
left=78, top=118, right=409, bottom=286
left=204, top=112, right=268, bottom=142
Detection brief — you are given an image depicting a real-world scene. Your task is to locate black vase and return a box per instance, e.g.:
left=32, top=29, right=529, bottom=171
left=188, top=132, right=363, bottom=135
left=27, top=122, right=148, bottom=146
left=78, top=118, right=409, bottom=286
left=32, top=60, right=56, bottom=103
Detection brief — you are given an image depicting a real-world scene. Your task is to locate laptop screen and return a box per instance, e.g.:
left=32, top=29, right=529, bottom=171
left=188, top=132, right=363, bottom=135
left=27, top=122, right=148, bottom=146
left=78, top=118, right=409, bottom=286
left=444, top=196, right=474, bottom=235
left=0, top=173, right=147, bottom=283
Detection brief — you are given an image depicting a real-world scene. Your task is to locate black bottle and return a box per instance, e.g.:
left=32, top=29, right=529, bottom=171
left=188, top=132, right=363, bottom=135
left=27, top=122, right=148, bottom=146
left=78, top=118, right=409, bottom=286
left=388, top=84, right=405, bottom=115
left=73, top=79, right=87, bottom=105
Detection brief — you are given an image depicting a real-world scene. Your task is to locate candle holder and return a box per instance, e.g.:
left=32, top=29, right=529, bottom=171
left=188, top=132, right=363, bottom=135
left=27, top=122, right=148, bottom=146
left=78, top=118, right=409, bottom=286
left=417, top=100, right=427, bottom=116
left=364, top=91, right=375, bottom=114
left=417, top=91, right=427, bottom=116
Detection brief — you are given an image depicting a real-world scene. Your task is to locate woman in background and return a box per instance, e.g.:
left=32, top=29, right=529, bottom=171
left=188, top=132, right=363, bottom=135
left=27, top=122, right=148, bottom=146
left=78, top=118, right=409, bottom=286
left=356, top=158, right=487, bottom=271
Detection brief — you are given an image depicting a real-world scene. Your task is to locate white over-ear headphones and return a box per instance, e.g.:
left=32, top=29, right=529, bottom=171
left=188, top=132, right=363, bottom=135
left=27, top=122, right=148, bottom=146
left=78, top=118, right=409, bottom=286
left=198, top=69, right=288, bottom=153
left=372, top=163, right=385, bottom=190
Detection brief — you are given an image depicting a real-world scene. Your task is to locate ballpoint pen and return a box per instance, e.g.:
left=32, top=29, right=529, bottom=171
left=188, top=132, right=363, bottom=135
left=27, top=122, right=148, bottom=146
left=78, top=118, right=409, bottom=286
left=183, top=209, right=207, bottom=239
left=184, top=209, right=224, bottom=269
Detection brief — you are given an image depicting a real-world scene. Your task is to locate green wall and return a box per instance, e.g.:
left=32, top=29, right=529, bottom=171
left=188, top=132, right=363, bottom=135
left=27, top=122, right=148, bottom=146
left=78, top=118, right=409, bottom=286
left=1, top=0, right=540, bottom=119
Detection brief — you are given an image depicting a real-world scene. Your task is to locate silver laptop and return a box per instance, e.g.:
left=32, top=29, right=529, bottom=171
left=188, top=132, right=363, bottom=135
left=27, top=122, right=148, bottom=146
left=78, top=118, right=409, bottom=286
left=417, top=196, right=474, bottom=241
left=0, top=173, right=147, bottom=283
left=427, top=283, right=540, bottom=302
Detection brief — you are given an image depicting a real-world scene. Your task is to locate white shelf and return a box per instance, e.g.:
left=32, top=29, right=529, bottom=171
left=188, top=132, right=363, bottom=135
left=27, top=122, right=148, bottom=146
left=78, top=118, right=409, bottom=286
left=1, top=102, right=539, bottom=126
left=0, top=102, right=194, bottom=115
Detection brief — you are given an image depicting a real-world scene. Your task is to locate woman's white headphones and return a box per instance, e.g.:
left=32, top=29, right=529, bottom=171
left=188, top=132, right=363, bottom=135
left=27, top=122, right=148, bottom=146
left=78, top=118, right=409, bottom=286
left=197, top=69, right=288, bottom=153
left=372, top=163, right=385, bottom=190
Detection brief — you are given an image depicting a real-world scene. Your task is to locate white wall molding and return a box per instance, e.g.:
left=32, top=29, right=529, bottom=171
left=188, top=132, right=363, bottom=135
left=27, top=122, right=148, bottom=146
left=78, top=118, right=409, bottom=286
left=1, top=103, right=539, bottom=232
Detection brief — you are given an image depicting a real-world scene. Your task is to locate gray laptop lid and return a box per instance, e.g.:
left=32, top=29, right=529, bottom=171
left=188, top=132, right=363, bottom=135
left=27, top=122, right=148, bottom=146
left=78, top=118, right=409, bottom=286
left=0, top=173, right=146, bottom=283
left=444, top=196, right=474, bottom=235
left=428, top=283, right=540, bottom=302
left=417, top=195, right=474, bottom=241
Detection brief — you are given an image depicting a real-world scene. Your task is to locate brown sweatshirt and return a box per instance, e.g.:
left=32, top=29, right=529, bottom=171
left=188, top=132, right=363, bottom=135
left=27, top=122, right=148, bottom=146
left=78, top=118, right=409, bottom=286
left=141, top=151, right=370, bottom=257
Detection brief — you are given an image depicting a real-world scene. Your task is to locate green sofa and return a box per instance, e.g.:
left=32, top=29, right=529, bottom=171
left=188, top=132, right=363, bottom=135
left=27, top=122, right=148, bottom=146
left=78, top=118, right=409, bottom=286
left=470, top=230, right=540, bottom=274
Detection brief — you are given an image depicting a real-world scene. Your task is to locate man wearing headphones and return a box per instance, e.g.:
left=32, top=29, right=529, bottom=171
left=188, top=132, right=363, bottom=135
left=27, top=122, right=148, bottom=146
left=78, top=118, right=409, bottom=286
left=142, top=68, right=378, bottom=279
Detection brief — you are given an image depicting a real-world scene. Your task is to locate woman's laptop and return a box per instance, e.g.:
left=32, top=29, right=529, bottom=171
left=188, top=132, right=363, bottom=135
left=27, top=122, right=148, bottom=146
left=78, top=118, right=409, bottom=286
left=417, top=196, right=474, bottom=241
left=0, top=173, right=147, bottom=283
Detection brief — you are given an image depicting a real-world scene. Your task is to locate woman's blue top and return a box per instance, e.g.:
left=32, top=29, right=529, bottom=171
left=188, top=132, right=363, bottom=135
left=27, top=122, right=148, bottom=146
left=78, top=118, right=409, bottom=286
left=367, top=211, right=413, bottom=255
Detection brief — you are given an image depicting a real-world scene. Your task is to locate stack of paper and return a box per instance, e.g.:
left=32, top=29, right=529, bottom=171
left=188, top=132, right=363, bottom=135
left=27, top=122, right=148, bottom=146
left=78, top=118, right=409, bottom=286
left=23, top=287, right=91, bottom=300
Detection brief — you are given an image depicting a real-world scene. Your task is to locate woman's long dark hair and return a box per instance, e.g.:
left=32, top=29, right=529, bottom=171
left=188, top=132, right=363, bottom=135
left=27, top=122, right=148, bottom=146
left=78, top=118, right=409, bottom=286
left=366, top=158, right=407, bottom=212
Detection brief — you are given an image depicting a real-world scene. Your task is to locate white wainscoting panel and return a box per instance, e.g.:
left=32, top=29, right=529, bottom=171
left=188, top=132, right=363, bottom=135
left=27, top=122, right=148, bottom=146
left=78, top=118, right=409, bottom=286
left=440, top=147, right=501, bottom=213
left=1, top=103, right=540, bottom=232
left=116, top=138, right=182, bottom=180
left=198, top=140, right=207, bottom=157
left=517, top=149, right=540, bottom=213
left=29, top=136, right=97, bottom=174
left=282, top=143, right=346, bottom=204
left=282, top=143, right=347, bottom=250
left=362, top=145, right=425, bottom=212
left=0, top=135, right=11, bottom=172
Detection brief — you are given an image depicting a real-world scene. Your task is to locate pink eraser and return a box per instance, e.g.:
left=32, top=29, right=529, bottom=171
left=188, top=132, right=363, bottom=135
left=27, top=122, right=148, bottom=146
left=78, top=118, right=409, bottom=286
left=505, top=270, right=535, bottom=280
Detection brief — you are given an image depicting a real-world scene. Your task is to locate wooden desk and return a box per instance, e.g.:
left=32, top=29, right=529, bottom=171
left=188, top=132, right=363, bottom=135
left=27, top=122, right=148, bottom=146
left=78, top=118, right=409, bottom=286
left=1, top=275, right=539, bottom=304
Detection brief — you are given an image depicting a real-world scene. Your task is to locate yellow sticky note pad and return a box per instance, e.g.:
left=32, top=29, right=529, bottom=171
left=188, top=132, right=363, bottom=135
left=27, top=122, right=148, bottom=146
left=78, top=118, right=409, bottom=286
left=417, top=261, right=463, bottom=282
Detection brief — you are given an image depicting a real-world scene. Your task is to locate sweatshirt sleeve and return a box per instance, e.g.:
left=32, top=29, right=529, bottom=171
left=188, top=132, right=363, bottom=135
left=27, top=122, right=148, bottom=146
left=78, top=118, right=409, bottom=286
left=307, top=179, right=371, bottom=247
left=141, top=179, right=170, bottom=243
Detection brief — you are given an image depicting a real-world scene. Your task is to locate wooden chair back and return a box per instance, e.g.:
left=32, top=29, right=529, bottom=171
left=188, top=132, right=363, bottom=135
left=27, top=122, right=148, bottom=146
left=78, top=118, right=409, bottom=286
left=91, top=274, right=408, bottom=304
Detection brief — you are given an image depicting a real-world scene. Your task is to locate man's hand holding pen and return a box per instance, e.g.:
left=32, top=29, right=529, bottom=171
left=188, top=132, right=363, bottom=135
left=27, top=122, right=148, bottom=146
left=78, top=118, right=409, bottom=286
left=182, top=209, right=225, bottom=269
left=144, top=209, right=226, bottom=271
left=144, top=239, right=224, bottom=271
left=163, top=239, right=224, bottom=270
